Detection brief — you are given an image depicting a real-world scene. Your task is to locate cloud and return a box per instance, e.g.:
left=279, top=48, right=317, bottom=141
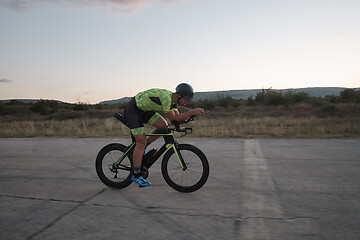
left=0, top=0, right=189, bottom=13
left=0, top=0, right=36, bottom=12
left=0, top=78, right=12, bottom=83
left=336, top=30, right=355, bottom=37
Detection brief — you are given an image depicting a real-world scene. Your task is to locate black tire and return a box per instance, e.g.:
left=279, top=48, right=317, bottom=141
left=161, top=144, right=209, bottom=193
left=95, top=143, right=133, bottom=189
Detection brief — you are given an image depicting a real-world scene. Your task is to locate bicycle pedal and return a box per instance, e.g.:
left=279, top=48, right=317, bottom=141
left=138, top=182, right=152, bottom=188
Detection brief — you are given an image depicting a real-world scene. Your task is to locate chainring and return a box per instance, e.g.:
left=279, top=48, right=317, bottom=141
left=142, top=166, right=149, bottom=179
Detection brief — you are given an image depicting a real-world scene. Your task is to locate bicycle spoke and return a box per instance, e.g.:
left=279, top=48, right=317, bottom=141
left=166, top=149, right=204, bottom=187
left=101, top=149, right=131, bottom=183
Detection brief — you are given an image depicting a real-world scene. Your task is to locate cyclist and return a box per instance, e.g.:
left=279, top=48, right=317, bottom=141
left=124, top=83, right=204, bottom=187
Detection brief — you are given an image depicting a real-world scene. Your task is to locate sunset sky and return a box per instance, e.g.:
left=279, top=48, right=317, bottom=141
left=1, top=0, right=359, bottom=103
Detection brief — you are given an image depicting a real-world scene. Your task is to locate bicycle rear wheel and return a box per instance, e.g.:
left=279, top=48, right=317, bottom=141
left=95, top=143, right=133, bottom=189
left=161, top=144, right=209, bottom=193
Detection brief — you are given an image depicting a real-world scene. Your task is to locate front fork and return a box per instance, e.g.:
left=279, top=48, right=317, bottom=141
left=168, top=143, right=187, bottom=171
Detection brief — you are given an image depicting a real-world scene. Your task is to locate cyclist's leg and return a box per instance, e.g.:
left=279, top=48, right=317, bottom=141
left=130, top=130, right=151, bottom=186
left=133, top=133, right=147, bottom=174
left=124, top=98, right=151, bottom=186
left=146, top=113, right=167, bottom=143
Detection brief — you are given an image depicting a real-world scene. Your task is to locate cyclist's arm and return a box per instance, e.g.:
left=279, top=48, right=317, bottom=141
left=165, top=108, right=204, bottom=122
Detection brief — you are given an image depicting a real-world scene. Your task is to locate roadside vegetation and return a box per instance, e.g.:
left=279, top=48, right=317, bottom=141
left=0, top=88, right=359, bottom=138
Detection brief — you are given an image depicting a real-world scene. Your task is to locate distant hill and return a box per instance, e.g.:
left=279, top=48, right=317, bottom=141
left=99, top=97, right=132, bottom=105
left=0, top=99, right=64, bottom=104
left=98, top=87, right=356, bottom=104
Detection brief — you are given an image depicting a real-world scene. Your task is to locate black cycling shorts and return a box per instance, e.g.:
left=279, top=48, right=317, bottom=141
left=124, top=97, right=161, bottom=135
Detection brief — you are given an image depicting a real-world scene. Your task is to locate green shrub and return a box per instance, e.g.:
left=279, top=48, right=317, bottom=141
left=340, top=89, right=360, bottom=103
left=31, top=100, right=60, bottom=115
left=73, top=102, right=89, bottom=111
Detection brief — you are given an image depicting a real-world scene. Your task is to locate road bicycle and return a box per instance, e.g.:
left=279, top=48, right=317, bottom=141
left=95, top=113, right=209, bottom=192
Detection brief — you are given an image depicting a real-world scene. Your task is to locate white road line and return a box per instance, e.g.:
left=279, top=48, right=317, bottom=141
left=240, top=139, right=284, bottom=239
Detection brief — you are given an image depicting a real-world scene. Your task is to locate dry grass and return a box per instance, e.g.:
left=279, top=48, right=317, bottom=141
left=188, top=116, right=360, bottom=138
left=0, top=118, right=128, bottom=138
left=1, top=115, right=359, bottom=138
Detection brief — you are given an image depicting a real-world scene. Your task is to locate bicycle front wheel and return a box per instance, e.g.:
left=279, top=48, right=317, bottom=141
left=95, top=143, right=133, bottom=189
left=161, top=144, right=209, bottom=193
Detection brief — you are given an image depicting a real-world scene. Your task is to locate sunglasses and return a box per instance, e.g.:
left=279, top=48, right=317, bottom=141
left=183, top=95, right=193, bottom=102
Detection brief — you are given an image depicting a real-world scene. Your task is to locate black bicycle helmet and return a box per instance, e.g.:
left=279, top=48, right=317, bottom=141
left=176, top=83, right=194, bottom=99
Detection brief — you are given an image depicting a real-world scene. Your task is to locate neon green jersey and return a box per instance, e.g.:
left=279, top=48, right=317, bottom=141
left=135, top=88, right=176, bottom=112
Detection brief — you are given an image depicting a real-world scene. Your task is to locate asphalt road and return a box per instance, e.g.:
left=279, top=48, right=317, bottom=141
left=0, top=138, right=359, bottom=240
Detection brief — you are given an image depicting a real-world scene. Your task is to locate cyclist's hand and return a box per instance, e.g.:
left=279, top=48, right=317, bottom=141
left=192, top=108, right=205, bottom=116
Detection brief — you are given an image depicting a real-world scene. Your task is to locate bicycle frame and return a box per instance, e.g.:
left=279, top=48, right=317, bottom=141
left=113, top=129, right=187, bottom=171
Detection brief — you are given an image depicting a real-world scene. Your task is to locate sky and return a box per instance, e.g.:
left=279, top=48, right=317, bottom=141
left=0, top=0, right=359, bottom=104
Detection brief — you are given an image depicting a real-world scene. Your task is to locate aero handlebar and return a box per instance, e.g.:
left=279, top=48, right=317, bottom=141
left=169, top=115, right=196, bottom=135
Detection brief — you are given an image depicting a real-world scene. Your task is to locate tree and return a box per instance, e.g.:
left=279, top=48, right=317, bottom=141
left=31, top=100, right=60, bottom=115
left=340, top=89, right=360, bottom=103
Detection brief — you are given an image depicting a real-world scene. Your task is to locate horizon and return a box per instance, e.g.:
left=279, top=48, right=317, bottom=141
left=1, top=0, right=360, bottom=104
left=1, top=86, right=358, bottom=104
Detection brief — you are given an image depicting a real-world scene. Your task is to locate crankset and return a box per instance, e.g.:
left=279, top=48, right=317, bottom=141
left=142, top=166, right=149, bottom=179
